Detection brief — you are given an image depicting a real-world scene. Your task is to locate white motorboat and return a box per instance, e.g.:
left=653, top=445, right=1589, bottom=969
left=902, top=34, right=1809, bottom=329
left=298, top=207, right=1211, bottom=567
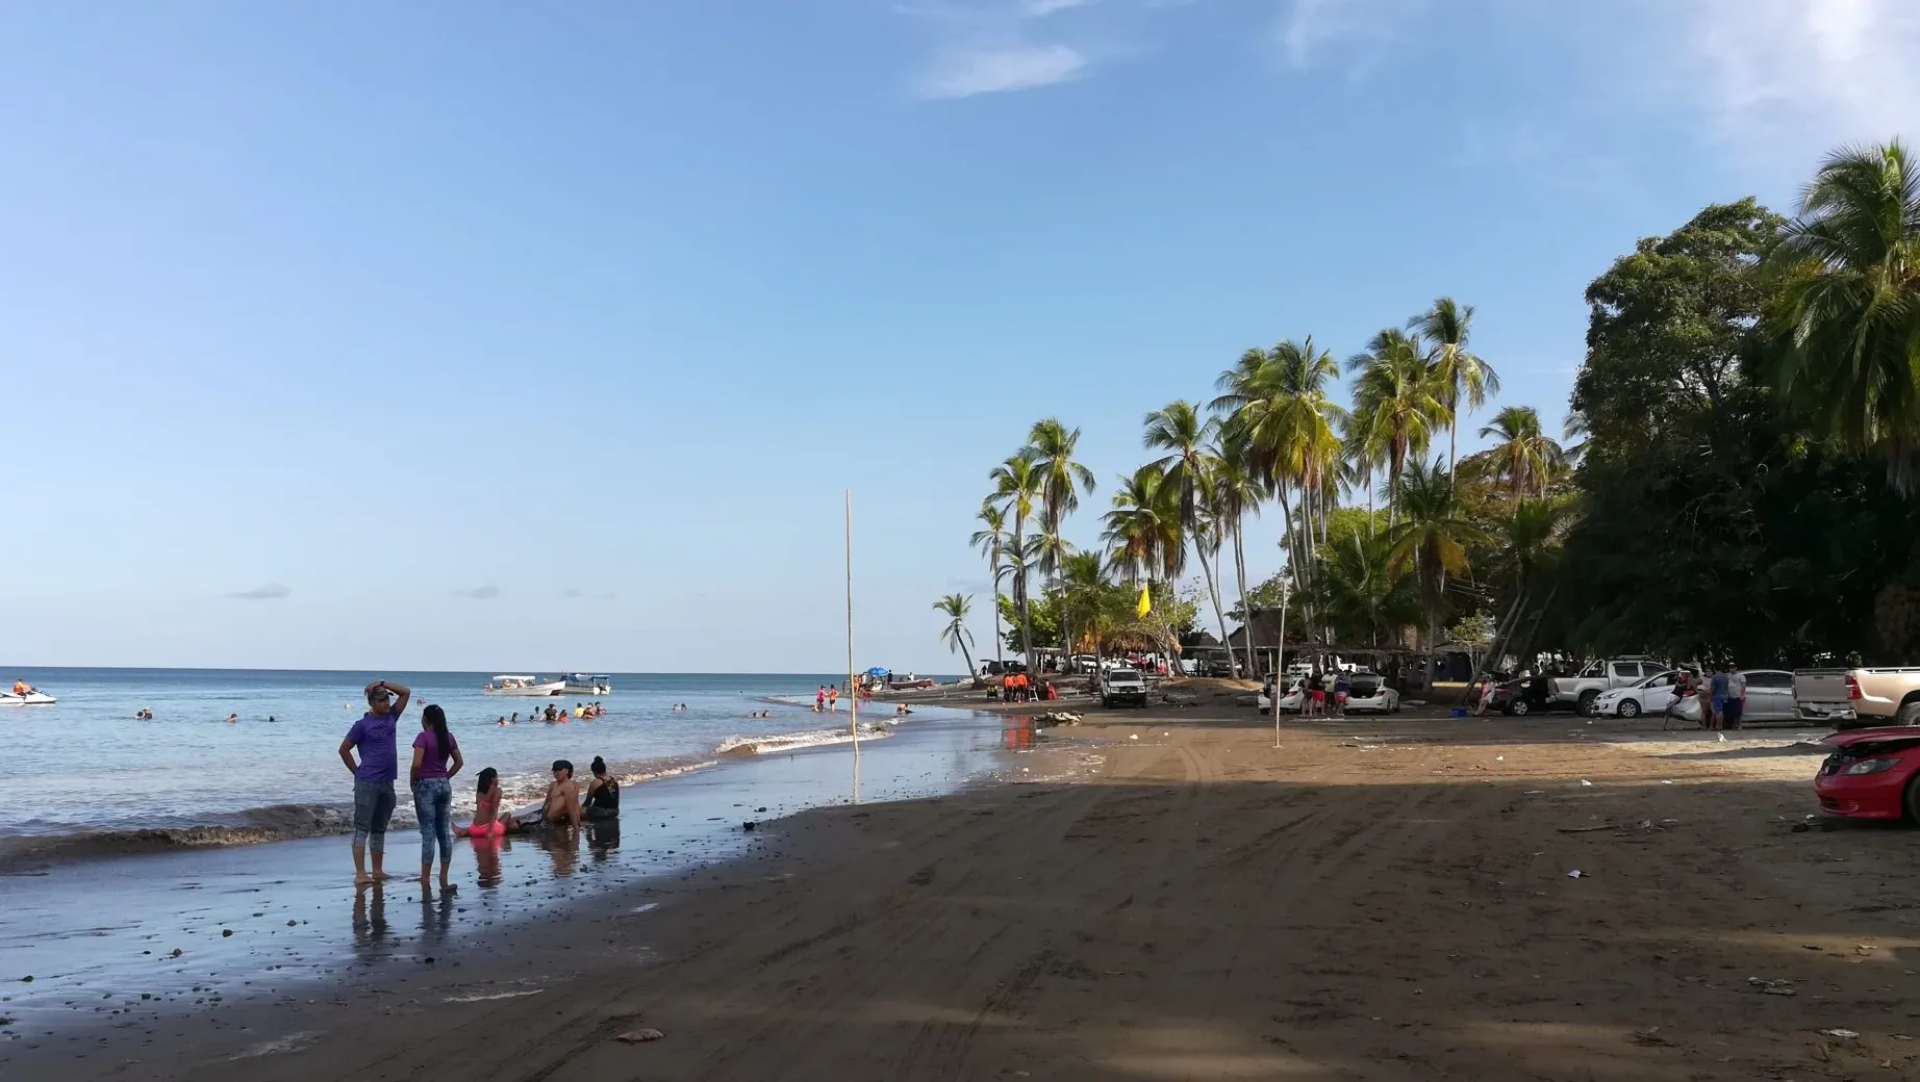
left=1, top=691, right=56, bottom=705
left=562, top=673, right=612, bottom=695
left=481, top=675, right=564, bottom=696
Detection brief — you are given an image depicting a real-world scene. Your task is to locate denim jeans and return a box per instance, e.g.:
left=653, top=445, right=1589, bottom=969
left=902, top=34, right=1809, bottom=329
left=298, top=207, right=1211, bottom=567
left=413, top=777, right=454, bottom=866
left=353, top=779, right=397, bottom=853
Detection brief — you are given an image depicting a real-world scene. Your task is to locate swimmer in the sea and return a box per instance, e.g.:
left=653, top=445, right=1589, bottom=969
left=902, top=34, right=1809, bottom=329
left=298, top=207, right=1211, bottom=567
left=225, top=713, right=239, bottom=724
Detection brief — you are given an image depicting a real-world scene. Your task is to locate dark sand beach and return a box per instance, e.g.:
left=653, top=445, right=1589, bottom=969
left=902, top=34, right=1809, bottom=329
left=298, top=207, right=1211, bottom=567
left=9, top=691, right=1920, bottom=1081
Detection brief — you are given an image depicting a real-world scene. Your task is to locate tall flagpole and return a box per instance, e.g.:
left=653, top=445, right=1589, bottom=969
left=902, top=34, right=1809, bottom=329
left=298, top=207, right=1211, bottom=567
left=846, top=490, right=858, bottom=754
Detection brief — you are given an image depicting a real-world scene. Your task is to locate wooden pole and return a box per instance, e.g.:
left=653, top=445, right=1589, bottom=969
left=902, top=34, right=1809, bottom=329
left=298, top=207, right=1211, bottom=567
left=847, top=490, right=858, bottom=755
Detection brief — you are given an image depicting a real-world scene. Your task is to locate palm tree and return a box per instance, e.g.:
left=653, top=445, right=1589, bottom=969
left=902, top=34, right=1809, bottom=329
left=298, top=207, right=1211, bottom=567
left=1143, top=401, right=1238, bottom=676
left=988, top=452, right=1043, bottom=669
left=1409, top=298, right=1499, bottom=486
left=1477, top=405, right=1568, bottom=498
left=1057, top=551, right=1112, bottom=662
left=1386, top=458, right=1490, bottom=661
left=1769, top=140, right=1920, bottom=490
left=1102, top=464, right=1184, bottom=584
left=969, top=503, right=1009, bottom=665
left=1211, top=338, right=1346, bottom=636
left=933, top=594, right=977, bottom=676
left=1482, top=495, right=1576, bottom=676
left=1025, top=418, right=1097, bottom=586
left=1347, top=328, right=1447, bottom=526
left=1314, top=531, right=1420, bottom=647
left=1210, top=433, right=1263, bottom=676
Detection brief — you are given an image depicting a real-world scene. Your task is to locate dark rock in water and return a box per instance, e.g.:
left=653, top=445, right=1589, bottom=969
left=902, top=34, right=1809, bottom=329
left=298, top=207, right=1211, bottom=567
left=755, top=807, right=767, bottom=813
left=742, top=821, right=756, bottom=832
left=220, top=930, right=233, bottom=938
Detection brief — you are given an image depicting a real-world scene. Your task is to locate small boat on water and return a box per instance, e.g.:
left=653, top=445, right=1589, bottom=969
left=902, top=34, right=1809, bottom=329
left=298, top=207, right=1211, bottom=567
left=563, top=673, right=612, bottom=695
left=1, top=691, right=56, bottom=705
left=482, top=675, right=564, bottom=696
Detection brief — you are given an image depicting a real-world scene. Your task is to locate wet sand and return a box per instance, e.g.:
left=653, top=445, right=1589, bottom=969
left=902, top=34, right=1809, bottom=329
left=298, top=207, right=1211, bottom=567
left=11, top=703, right=1920, bottom=1081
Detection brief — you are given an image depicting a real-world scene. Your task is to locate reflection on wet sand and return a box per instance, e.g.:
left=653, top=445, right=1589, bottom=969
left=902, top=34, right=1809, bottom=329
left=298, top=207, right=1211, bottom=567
left=586, top=820, right=621, bottom=862
left=533, top=827, right=581, bottom=877
left=416, top=888, right=455, bottom=951
left=351, top=882, right=389, bottom=959
left=471, top=836, right=504, bottom=888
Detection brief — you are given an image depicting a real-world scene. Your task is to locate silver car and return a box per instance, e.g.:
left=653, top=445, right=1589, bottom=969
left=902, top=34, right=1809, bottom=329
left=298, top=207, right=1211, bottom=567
left=1668, top=669, right=1798, bottom=725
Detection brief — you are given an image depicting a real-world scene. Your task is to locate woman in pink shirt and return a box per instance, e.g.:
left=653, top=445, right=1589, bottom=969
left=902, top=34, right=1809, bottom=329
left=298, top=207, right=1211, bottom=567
left=410, top=704, right=465, bottom=893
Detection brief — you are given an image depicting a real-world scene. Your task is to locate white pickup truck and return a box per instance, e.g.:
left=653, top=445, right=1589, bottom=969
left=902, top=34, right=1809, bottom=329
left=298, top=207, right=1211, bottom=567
left=1791, top=668, right=1905, bottom=728
left=1551, top=657, right=1670, bottom=716
left=1099, top=667, right=1149, bottom=709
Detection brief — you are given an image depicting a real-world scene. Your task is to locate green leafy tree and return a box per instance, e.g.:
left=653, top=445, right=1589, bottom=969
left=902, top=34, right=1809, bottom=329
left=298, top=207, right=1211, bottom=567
left=1143, top=400, right=1238, bottom=675
left=1102, top=464, right=1185, bottom=583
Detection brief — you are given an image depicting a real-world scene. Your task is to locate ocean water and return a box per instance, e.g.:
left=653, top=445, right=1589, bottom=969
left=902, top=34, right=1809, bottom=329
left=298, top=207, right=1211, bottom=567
left=0, top=668, right=949, bottom=844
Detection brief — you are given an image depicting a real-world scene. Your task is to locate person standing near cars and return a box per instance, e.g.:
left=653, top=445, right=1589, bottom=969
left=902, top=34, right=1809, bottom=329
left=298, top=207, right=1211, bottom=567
left=1707, top=665, right=1729, bottom=731
left=339, top=679, right=412, bottom=886
left=1722, top=664, right=1747, bottom=730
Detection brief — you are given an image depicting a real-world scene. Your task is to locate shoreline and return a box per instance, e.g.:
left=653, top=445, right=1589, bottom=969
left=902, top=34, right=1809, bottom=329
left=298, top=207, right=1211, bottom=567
left=13, top=704, right=1898, bottom=1081
left=0, top=700, right=905, bottom=870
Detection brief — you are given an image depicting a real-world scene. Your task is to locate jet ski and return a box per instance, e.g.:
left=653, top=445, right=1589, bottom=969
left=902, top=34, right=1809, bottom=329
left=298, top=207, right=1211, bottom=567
left=0, top=691, right=56, bottom=705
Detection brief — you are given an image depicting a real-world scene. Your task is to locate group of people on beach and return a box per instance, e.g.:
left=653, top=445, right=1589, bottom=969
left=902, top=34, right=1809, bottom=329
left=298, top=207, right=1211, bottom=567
left=1296, top=669, right=1352, bottom=718
left=813, top=685, right=841, bottom=712
left=1674, top=663, right=1749, bottom=730
left=999, top=671, right=1056, bottom=702
left=337, top=679, right=621, bottom=891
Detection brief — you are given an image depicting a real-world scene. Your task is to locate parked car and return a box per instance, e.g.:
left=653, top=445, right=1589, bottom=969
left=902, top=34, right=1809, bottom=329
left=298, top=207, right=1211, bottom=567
left=1591, top=670, right=1689, bottom=718
left=1343, top=672, right=1400, bottom=714
left=1100, top=667, right=1149, bottom=709
left=1793, top=667, right=1915, bottom=727
left=1490, top=675, right=1558, bottom=716
left=1667, top=669, right=1800, bottom=725
left=1814, top=727, right=1920, bottom=820
left=1551, top=657, right=1670, bottom=716
left=1259, top=677, right=1305, bottom=715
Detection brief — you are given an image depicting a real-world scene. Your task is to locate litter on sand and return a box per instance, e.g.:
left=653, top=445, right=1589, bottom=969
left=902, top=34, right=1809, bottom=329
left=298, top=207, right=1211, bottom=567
left=1566, top=869, right=1587, bottom=878
left=1747, top=977, right=1798, bottom=996
left=1579, top=779, right=1594, bottom=787
left=616, top=1028, right=666, bottom=1043
left=1819, top=1028, right=1860, bottom=1039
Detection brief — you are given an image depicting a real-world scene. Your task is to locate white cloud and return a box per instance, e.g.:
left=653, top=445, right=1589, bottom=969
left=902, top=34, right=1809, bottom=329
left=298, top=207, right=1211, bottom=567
left=918, top=44, right=1089, bottom=99
left=1679, top=0, right=1920, bottom=155
left=1276, top=0, right=1425, bottom=70
left=1024, top=0, right=1098, bottom=15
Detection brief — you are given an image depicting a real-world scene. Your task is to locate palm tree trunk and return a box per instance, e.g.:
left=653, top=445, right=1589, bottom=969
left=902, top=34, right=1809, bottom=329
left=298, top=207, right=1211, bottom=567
left=957, top=629, right=976, bottom=677
left=1013, top=513, right=1035, bottom=671
left=990, top=556, right=1005, bottom=665
left=1196, top=543, right=1235, bottom=678
left=1232, top=517, right=1255, bottom=677
left=1483, top=587, right=1527, bottom=679
left=1367, top=469, right=1376, bottom=537
left=1509, top=581, right=1560, bottom=673
left=1447, top=388, right=1459, bottom=488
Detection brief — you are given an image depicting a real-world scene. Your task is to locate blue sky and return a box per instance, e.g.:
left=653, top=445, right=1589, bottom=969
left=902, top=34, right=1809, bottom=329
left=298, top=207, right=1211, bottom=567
left=4, top=0, right=1914, bottom=673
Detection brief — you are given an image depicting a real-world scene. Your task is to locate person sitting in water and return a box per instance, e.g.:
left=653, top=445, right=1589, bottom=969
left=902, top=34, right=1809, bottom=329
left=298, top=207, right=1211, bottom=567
left=541, top=759, right=582, bottom=827
left=582, top=756, right=620, bottom=821
left=895, top=703, right=912, bottom=716
left=225, top=713, right=239, bottom=724
left=468, top=767, right=512, bottom=837
left=509, top=712, right=519, bottom=725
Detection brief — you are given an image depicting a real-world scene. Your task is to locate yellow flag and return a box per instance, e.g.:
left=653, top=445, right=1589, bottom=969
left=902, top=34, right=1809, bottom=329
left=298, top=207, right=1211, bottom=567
left=1136, top=584, right=1152, bottom=617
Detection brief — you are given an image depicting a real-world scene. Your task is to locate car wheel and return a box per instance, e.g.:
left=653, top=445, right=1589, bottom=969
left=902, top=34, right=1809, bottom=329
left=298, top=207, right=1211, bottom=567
left=1577, top=690, right=1600, bottom=717
left=1899, top=700, right=1920, bottom=727
left=1618, top=699, right=1641, bottom=719
left=1510, top=700, right=1531, bottom=717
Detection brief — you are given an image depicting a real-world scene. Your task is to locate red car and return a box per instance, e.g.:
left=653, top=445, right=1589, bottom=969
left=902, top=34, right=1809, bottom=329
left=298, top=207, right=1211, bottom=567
left=1814, top=727, right=1920, bottom=820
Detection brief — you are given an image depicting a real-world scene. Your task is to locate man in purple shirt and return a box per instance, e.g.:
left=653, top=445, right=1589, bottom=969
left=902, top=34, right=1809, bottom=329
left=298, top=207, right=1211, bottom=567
left=338, top=679, right=411, bottom=885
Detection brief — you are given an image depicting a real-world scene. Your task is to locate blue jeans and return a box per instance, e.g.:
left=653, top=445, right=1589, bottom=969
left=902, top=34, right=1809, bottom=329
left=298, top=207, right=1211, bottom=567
left=353, top=780, right=397, bottom=853
left=413, top=777, right=454, bottom=866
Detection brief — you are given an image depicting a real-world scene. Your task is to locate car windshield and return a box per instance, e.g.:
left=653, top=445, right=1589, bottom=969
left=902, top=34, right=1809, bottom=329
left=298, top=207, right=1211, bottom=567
left=1636, top=670, right=1675, bottom=688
